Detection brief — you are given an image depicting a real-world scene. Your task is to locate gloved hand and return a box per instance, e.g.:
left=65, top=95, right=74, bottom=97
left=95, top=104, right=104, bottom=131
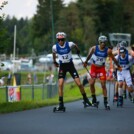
left=117, top=65, right=122, bottom=71
left=76, top=50, right=80, bottom=55
left=83, top=61, right=88, bottom=67
left=112, top=71, right=116, bottom=79
left=53, top=61, right=59, bottom=67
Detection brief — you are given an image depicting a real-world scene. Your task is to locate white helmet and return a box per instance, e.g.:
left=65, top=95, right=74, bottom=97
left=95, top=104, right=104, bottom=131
left=56, top=32, right=66, bottom=39
left=98, top=35, right=107, bottom=42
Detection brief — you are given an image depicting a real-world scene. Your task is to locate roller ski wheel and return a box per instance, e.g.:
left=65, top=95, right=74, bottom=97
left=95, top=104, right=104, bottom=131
left=53, top=106, right=66, bottom=112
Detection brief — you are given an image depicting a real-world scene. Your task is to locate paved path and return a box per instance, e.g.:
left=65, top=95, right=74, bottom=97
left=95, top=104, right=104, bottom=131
left=0, top=82, right=134, bottom=134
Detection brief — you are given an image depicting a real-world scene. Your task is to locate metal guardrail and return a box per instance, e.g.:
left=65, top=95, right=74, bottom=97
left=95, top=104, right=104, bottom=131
left=0, top=83, right=58, bottom=102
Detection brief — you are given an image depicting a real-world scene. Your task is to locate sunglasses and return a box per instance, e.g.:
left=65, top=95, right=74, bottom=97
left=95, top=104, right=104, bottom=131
left=100, top=42, right=106, bottom=44
left=58, top=38, right=65, bottom=42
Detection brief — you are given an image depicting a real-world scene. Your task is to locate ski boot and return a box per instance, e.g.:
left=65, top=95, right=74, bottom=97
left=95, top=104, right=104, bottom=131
left=123, top=91, right=127, bottom=99
left=83, top=98, right=92, bottom=108
left=131, top=98, right=134, bottom=103
left=117, top=96, right=123, bottom=107
left=92, top=98, right=99, bottom=108
left=53, top=103, right=66, bottom=112
left=129, top=93, right=132, bottom=102
left=104, top=101, right=110, bottom=110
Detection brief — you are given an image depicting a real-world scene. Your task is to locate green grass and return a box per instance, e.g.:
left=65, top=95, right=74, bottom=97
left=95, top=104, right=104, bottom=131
left=0, top=82, right=102, bottom=114
left=0, top=68, right=102, bottom=113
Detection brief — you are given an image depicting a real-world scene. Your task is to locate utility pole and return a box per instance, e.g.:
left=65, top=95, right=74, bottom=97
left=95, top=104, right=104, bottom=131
left=50, top=0, right=55, bottom=45
left=13, top=25, right=17, bottom=73
left=13, top=25, right=16, bottom=61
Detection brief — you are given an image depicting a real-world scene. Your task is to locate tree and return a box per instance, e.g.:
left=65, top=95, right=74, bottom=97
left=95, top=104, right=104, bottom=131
left=31, top=0, right=64, bottom=54
left=0, top=1, right=9, bottom=54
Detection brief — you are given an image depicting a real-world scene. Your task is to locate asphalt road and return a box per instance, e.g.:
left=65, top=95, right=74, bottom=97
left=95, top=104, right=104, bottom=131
left=0, top=82, right=134, bottom=134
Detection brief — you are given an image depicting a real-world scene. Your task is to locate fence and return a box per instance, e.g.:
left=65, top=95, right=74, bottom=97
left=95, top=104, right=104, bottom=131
left=0, top=83, right=58, bottom=102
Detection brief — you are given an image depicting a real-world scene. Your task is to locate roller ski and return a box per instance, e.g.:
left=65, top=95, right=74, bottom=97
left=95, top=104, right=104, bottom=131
left=83, top=98, right=99, bottom=108
left=104, top=101, right=110, bottom=110
left=92, top=101, right=99, bottom=108
left=91, top=97, right=99, bottom=108
left=83, top=99, right=92, bottom=108
left=117, top=96, right=123, bottom=107
left=53, top=103, right=66, bottom=112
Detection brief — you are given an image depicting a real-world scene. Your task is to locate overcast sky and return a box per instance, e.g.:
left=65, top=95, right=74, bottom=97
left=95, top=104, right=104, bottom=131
left=0, top=0, right=76, bottom=19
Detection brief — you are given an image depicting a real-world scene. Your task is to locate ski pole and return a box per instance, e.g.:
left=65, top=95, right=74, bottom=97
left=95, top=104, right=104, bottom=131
left=78, top=54, right=90, bottom=76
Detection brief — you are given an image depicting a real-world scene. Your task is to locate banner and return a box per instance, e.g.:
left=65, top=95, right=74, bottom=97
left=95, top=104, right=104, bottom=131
left=8, top=86, right=20, bottom=102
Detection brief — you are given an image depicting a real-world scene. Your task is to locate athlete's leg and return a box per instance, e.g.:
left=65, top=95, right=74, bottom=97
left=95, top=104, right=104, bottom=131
left=127, top=86, right=134, bottom=103
left=57, top=64, right=67, bottom=108
left=125, top=70, right=134, bottom=103
left=69, top=63, right=91, bottom=106
left=58, top=78, right=65, bottom=108
left=123, top=81, right=127, bottom=99
left=89, top=78, right=97, bottom=104
left=74, top=77, right=92, bottom=106
left=100, top=80, right=110, bottom=108
left=114, top=81, right=118, bottom=101
left=117, top=81, right=124, bottom=106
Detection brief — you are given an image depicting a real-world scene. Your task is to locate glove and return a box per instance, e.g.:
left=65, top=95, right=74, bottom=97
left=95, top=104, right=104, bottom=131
left=53, top=61, right=59, bottom=67
left=83, top=61, right=88, bottom=67
left=76, top=50, right=80, bottom=55
left=117, top=65, right=122, bottom=71
left=112, top=71, right=117, bottom=79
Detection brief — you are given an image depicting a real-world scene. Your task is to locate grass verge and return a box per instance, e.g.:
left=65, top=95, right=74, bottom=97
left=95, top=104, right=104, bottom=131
left=0, top=82, right=102, bottom=114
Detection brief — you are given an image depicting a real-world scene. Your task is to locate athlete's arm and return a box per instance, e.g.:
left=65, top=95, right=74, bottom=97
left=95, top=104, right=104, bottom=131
left=108, top=49, right=121, bottom=70
left=112, top=50, right=118, bottom=56
left=85, top=46, right=95, bottom=63
left=129, top=49, right=134, bottom=57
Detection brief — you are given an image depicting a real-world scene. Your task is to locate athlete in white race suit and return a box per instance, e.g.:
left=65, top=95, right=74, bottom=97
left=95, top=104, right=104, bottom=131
left=115, top=47, right=134, bottom=105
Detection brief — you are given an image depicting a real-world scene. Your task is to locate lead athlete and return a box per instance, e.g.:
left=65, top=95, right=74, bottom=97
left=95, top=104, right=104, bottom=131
left=52, top=32, right=92, bottom=111
left=83, top=35, right=121, bottom=110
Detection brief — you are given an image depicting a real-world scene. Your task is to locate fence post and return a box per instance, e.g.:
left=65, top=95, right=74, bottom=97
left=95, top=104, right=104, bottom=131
left=32, top=85, right=34, bottom=100
left=20, top=86, right=22, bottom=100
left=42, top=83, right=45, bottom=100
left=6, top=86, right=8, bottom=102
left=47, top=84, right=52, bottom=98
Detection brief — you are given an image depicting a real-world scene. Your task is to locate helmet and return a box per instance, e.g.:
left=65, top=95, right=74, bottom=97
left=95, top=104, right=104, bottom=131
left=119, top=41, right=127, bottom=48
left=98, top=35, right=108, bottom=43
left=119, top=47, right=126, bottom=53
left=56, top=32, right=66, bottom=39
